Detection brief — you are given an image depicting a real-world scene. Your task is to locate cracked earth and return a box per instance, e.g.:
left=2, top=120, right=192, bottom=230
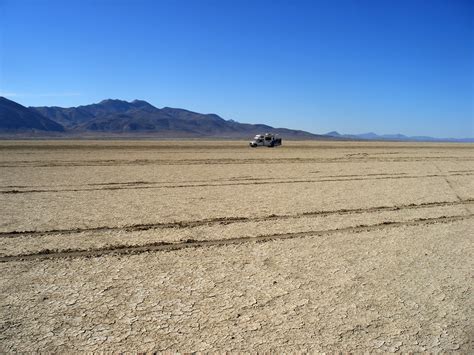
left=0, top=140, right=473, bottom=352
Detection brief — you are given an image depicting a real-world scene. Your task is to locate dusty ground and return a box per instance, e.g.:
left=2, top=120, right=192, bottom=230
left=0, top=140, right=472, bottom=352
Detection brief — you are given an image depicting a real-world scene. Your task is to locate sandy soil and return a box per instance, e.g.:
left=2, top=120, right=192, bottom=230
left=0, top=140, right=472, bottom=352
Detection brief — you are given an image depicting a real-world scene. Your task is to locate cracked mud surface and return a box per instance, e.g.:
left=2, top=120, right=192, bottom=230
left=0, top=140, right=473, bottom=352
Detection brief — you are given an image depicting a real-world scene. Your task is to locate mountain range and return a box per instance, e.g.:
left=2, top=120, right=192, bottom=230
left=0, top=97, right=64, bottom=132
left=324, top=131, right=474, bottom=143
left=0, top=97, right=472, bottom=142
left=0, top=97, right=326, bottom=139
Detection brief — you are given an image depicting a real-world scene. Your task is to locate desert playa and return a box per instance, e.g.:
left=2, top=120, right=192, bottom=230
left=0, top=140, right=473, bottom=352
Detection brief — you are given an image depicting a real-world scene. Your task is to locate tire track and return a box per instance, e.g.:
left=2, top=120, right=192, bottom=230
left=1, top=199, right=472, bottom=239
left=1, top=214, right=471, bottom=262
left=1, top=172, right=408, bottom=189
left=1, top=172, right=473, bottom=194
left=1, top=156, right=473, bottom=168
left=434, top=163, right=471, bottom=214
left=448, top=169, right=474, bottom=173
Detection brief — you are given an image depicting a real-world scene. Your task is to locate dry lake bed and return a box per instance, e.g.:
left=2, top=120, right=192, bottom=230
left=0, top=140, right=473, bottom=352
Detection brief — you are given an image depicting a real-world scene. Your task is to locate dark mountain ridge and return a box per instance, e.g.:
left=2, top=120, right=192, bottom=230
left=28, top=98, right=326, bottom=138
left=324, top=131, right=474, bottom=143
left=0, top=97, right=64, bottom=132
left=1, top=97, right=471, bottom=141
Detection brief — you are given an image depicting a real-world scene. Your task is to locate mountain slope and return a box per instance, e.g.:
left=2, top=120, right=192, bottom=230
left=31, top=99, right=158, bottom=128
left=31, top=106, right=95, bottom=128
left=0, top=97, right=64, bottom=132
left=324, top=131, right=474, bottom=143
left=4, top=98, right=471, bottom=141
left=29, top=99, right=327, bottom=138
left=76, top=99, right=158, bottom=116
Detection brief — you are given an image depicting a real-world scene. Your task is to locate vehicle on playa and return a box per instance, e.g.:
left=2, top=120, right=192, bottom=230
left=249, top=133, right=282, bottom=147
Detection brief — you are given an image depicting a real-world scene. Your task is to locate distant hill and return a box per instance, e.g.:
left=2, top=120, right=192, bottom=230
left=0, top=97, right=64, bottom=132
left=2, top=97, right=471, bottom=141
left=31, top=99, right=157, bottom=128
left=28, top=98, right=328, bottom=139
left=324, top=131, right=474, bottom=143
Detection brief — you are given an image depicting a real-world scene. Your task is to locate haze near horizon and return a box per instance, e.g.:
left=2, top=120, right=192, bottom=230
left=1, top=0, right=472, bottom=138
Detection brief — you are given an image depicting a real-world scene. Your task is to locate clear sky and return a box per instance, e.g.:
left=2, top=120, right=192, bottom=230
left=1, top=0, right=473, bottom=137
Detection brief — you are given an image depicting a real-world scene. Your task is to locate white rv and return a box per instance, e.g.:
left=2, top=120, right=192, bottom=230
left=249, top=133, right=282, bottom=147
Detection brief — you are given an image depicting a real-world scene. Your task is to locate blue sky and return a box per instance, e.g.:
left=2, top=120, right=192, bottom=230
left=1, top=0, right=472, bottom=137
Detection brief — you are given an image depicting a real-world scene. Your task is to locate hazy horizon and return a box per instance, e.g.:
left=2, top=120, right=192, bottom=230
left=1, top=0, right=473, bottom=138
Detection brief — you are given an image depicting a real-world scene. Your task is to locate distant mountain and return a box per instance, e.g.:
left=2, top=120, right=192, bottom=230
left=31, top=106, right=95, bottom=128
left=27, top=98, right=328, bottom=139
left=324, top=131, right=474, bottom=143
left=355, top=132, right=380, bottom=140
left=325, top=131, right=342, bottom=137
left=31, top=99, right=157, bottom=128
left=75, top=99, right=158, bottom=117
left=3, top=97, right=471, bottom=141
left=0, top=97, right=64, bottom=132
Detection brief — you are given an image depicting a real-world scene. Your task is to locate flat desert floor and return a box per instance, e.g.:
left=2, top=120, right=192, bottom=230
left=0, top=140, right=473, bottom=352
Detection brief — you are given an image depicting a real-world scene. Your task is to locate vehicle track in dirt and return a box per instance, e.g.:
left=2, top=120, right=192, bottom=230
left=1, top=214, right=470, bottom=262
left=1, top=199, right=471, bottom=238
left=1, top=172, right=472, bottom=194
left=1, top=156, right=473, bottom=168
left=1, top=172, right=409, bottom=189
